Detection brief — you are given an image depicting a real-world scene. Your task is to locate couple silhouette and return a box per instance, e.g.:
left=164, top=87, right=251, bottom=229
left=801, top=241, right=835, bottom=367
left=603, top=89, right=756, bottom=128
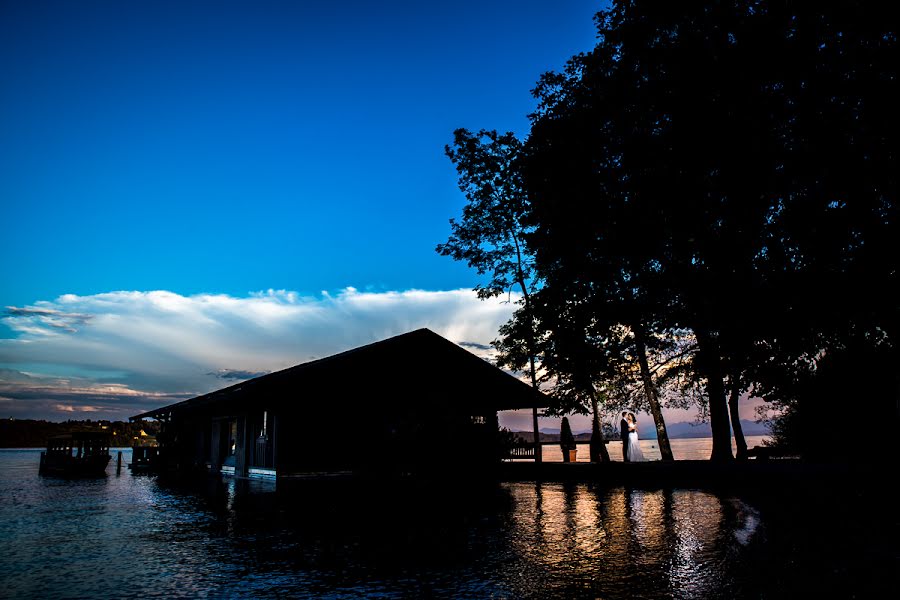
left=620, top=412, right=645, bottom=462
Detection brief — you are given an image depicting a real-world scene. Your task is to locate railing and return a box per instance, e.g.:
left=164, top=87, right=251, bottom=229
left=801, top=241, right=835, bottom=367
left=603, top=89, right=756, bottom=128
left=502, top=439, right=612, bottom=461
left=503, top=445, right=536, bottom=460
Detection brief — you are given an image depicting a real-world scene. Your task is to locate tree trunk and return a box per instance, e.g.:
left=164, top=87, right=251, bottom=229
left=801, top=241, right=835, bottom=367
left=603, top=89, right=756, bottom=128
left=729, top=371, right=748, bottom=460
left=589, top=388, right=610, bottom=462
left=633, top=323, right=674, bottom=461
left=518, top=276, right=542, bottom=464
left=695, top=328, right=734, bottom=462
left=529, top=355, right=542, bottom=463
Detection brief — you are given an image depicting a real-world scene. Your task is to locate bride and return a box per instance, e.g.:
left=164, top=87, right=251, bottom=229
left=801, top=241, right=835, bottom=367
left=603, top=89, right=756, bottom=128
left=626, top=412, right=645, bottom=462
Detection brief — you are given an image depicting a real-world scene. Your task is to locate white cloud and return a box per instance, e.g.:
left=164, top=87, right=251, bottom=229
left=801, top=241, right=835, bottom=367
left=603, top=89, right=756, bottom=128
left=0, top=288, right=518, bottom=419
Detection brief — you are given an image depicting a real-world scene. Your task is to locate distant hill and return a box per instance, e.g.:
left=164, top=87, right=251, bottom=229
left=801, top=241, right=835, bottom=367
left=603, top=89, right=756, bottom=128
left=661, top=419, right=771, bottom=439
left=529, top=428, right=598, bottom=442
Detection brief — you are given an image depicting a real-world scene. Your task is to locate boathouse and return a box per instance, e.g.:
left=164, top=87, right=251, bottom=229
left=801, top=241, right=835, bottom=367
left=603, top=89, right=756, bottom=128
left=131, top=329, right=546, bottom=478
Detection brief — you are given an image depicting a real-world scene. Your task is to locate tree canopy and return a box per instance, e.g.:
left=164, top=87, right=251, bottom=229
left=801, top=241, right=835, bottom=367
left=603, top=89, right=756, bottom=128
left=441, top=0, right=897, bottom=462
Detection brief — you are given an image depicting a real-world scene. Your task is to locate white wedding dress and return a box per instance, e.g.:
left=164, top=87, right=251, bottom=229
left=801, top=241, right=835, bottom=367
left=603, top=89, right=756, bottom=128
left=627, top=429, right=645, bottom=462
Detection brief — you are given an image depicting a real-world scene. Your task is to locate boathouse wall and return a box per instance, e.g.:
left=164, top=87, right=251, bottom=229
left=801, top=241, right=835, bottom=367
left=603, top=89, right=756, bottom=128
left=132, top=329, right=546, bottom=478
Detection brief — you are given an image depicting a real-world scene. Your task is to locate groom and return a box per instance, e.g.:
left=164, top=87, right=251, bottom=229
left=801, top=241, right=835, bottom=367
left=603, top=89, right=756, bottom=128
left=620, top=411, right=630, bottom=462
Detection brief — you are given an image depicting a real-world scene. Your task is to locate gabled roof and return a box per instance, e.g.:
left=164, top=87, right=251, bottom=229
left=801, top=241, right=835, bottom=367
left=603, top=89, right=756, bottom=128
left=131, top=328, right=547, bottom=420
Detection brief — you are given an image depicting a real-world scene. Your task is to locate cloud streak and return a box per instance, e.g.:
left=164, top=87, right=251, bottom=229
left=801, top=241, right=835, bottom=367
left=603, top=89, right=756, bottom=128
left=0, top=288, right=517, bottom=420
left=0, top=369, right=194, bottom=418
left=5, top=305, right=93, bottom=334
left=210, top=369, right=272, bottom=381
left=458, top=341, right=493, bottom=351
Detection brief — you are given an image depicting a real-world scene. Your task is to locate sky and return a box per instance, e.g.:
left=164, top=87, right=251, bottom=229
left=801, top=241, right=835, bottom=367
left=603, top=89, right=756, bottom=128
left=0, top=1, right=761, bottom=432
left=1, top=0, right=601, bottom=307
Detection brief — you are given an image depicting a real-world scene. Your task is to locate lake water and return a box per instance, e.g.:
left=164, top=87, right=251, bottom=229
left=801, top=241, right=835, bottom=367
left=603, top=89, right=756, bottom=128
left=540, top=435, right=770, bottom=462
left=0, top=448, right=891, bottom=598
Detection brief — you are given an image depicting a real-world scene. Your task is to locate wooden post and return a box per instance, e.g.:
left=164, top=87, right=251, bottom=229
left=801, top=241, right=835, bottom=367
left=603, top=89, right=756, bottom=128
left=271, top=413, right=278, bottom=473
left=210, top=420, right=222, bottom=470
left=116, top=451, right=122, bottom=474
left=235, top=416, right=247, bottom=477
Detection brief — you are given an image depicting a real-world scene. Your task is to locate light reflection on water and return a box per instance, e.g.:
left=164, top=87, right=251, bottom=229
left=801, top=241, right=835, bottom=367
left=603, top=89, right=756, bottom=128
left=0, top=449, right=882, bottom=599
left=503, top=483, right=756, bottom=598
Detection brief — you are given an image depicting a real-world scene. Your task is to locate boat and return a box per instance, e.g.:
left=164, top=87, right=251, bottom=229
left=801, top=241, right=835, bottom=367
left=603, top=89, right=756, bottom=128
left=39, top=431, right=112, bottom=476
left=128, top=428, right=161, bottom=472
left=128, top=444, right=161, bottom=472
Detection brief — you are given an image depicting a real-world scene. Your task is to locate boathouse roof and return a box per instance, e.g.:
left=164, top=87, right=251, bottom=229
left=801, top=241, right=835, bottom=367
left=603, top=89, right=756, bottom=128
left=131, top=328, right=547, bottom=421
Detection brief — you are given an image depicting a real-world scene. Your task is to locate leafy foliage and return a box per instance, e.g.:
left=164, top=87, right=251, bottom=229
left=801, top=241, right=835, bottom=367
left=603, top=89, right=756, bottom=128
left=441, top=1, right=897, bottom=462
left=437, top=129, right=534, bottom=301
left=516, top=0, right=897, bottom=461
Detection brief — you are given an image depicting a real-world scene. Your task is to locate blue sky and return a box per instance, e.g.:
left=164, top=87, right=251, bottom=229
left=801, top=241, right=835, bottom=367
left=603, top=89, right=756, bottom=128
left=0, top=0, right=611, bottom=423
left=1, top=1, right=600, bottom=310
left=2, top=1, right=754, bottom=430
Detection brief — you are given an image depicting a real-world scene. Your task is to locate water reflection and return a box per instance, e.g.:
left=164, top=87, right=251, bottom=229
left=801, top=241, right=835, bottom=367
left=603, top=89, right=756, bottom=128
left=504, top=483, right=765, bottom=597
left=2, top=450, right=880, bottom=599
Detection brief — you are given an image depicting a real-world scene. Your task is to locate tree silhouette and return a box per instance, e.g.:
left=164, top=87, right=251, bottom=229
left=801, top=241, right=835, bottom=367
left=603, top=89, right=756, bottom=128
left=508, top=285, right=614, bottom=462
left=437, top=128, right=544, bottom=461
left=520, top=0, right=896, bottom=461
left=441, top=1, right=896, bottom=462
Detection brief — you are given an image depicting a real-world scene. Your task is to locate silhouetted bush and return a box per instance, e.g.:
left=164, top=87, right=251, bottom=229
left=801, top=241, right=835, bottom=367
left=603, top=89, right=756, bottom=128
left=559, top=417, right=576, bottom=452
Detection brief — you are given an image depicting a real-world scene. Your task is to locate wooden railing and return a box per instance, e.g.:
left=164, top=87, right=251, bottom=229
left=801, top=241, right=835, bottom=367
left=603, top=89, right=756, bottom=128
left=503, top=445, right=536, bottom=460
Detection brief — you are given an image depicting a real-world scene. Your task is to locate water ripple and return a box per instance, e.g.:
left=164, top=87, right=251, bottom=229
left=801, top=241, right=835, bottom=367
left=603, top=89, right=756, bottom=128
left=0, top=449, right=887, bottom=599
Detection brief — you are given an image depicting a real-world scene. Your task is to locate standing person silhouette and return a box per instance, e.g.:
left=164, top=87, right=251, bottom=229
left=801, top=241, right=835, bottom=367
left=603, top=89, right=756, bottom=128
left=620, top=412, right=630, bottom=462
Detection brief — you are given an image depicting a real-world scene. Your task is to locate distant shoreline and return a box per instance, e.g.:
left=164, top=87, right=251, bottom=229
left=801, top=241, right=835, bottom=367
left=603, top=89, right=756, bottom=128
left=516, top=433, right=771, bottom=443
left=515, top=419, right=771, bottom=443
left=0, top=419, right=159, bottom=449
left=0, top=446, right=136, bottom=450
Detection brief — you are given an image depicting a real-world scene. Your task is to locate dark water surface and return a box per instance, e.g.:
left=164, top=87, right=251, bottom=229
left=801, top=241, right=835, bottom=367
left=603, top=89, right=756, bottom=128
left=0, top=449, right=892, bottom=598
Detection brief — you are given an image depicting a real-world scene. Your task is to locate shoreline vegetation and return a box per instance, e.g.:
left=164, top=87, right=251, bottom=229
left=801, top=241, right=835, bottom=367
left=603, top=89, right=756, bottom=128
left=0, top=418, right=159, bottom=448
